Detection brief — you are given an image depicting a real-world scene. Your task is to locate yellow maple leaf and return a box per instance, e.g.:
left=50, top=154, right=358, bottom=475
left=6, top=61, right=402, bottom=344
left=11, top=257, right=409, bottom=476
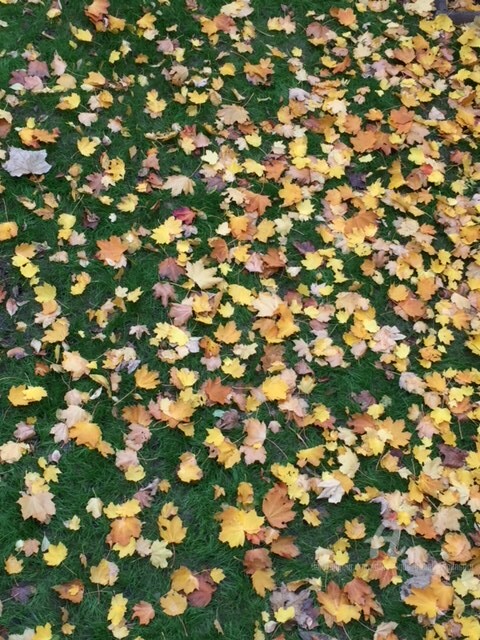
left=296, top=445, right=325, bottom=468
left=150, top=540, right=173, bottom=568
left=303, top=508, right=322, bottom=526
left=210, top=568, right=225, bottom=583
left=219, top=62, right=236, bottom=76
left=57, top=93, right=81, bottom=110
left=221, top=357, right=246, bottom=378
left=217, top=506, right=264, bottom=547
left=136, top=12, right=156, bottom=29
left=61, top=623, right=75, bottom=635
left=145, top=90, right=167, bottom=117
left=108, top=593, right=128, bottom=626
left=64, top=514, right=81, bottom=531
left=8, top=385, right=47, bottom=406
left=116, top=193, right=139, bottom=213
left=151, top=216, right=183, bottom=244
left=185, top=260, right=222, bottom=290
left=275, top=606, right=295, bottom=623
left=125, top=465, right=145, bottom=482
left=42, top=317, right=70, bottom=343
left=32, top=623, right=53, bottom=640
left=70, top=24, right=93, bottom=42
left=204, top=428, right=241, bottom=469
left=134, top=364, right=160, bottom=390
left=420, top=13, right=454, bottom=31
left=404, top=576, right=454, bottom=618
left=104, top=499, right=141, bottom=519
left=344, top=518, right=367, bottom=540
left=89, top=559, right=119, bottom=585
left=34, top=283, right=57, bottom=303
left=205, top=427, right=224, bottom=448
left=262, top=376, right=288, bottom=401
left=70, top=272, right=91, bottom=296
left=43, top=542, right=68, bottom=567
left=160, top=590, right=188, bottom=616
left=77, top=137, right=100, bottom=157
left=177, top=452, right=203, bottom=483
left=70, top=421, right=102, bottom=449
left=278, top=180, right=302, bottom=206
left=109, top=50, right=121, bottom=64
left=466, top=334, right=480, bottom=356
left=18, top=126, right=59, bottom=147
left=106, top=157, right=125, bottom=182
left=459, top=617, right=480, bottom=640
left=214, top=321, right=241, bottom=344
left=338, top=448, right=360, bottom=478
left=189, top=90, right=209, bottom=104
left=228, top=284, right=254, bottom=305
left=171, top=566, right=199, bottom=594
left=17, top=259, right=38, bottom=279
left=158, top=515, right=187, bottom=544
left=252, top=568, right=276, bottom=597
left=172, top=367, right=197, bottom=389
left=4, top=555, right=24, bottom=574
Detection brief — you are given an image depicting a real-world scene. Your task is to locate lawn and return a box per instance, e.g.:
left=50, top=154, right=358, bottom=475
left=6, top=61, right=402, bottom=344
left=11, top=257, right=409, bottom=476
left=0, top=0, right=479, bottom=639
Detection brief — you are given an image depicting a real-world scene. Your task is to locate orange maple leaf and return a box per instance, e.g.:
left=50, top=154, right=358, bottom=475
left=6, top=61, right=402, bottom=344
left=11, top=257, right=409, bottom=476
left=84, top=0, right=110, bottom=24
left=131, top=601, right=155, bottom=625
left=344, top=578, right=383, bottom=619
left=106, top=517, right=142, bottom=546
left=317, top=581, right=361, bottom=627
left=203, top=377, right=232, bottom=405
left=96, top=236, right=128, bottom=268
left=350, top=129, right=378, bottom=153
left=53, top=579, right=85, bottom=604
left=270, top=536, right=300, bottom=559
left=262, top=484, right=296, bottom=529
left=330, top=7, right=357, bottom=26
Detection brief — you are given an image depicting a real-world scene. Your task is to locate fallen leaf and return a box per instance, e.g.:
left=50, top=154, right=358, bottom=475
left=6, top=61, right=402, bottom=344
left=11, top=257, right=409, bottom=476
left=160, top=590, right=188, bottom=616
left=404, top=576, right=454, bottom=618
left=262, top=484, right=295, bottom=529
left=185, top=259, right=223, bottom=290
left=217, top=506, right=265, bottom=547
left=43, top=542, right=68, bottom=567
left=108, top=593, right=128, bottom=626
left=89, top=559, right=119, bottom=586
left=18, top=491, right=56, bottom=524
left=3, top=147, right=51, bottom=176
left=131, top=601, right=155, bottom=625
left=150, top=540, right=173, bottom=568
left=187, top=572, right=217, bottom=607
left=53, top=580, right=84, bottom=603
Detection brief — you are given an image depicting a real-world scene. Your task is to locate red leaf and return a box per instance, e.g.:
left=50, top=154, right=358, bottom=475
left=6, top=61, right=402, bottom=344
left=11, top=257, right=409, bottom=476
left=187, top=572, right=216, bottom=608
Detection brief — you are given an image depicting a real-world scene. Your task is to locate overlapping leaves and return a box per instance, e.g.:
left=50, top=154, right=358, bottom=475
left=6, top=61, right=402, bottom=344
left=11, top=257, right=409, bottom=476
left=0, top=0, right=479, bottom=639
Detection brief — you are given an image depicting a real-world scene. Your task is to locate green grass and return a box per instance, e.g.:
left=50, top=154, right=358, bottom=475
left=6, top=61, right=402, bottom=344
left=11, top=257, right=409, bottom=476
left=0, top=1, right=479, bottom=639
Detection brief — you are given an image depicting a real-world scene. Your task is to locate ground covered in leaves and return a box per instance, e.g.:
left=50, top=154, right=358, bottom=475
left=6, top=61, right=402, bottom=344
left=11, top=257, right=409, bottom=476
left=0, top=0, right=479, bottom=639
